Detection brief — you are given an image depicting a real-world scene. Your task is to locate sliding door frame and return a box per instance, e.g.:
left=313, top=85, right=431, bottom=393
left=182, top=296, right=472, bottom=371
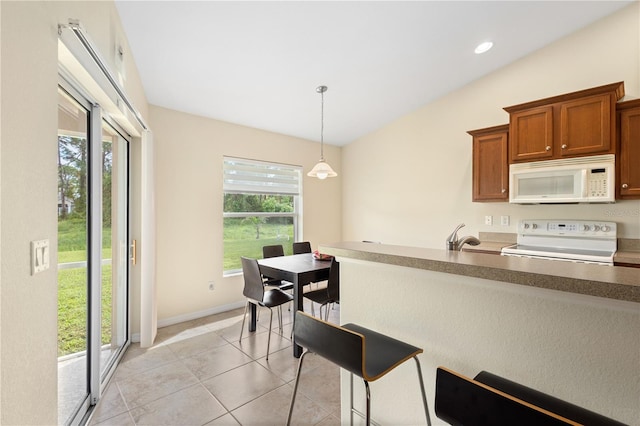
left=58, top=76, right=131, bottom=426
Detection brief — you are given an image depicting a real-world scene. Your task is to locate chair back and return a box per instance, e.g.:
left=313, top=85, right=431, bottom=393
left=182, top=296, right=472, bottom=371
left=263, top=244, right=285, bottom=258
left=292, top=241, right=312, bottom=254
left=294, top=311, right=363, bottom=377
left=241, top=257, right=265, bottom=302
left=327, top=258, right=340, bottom=301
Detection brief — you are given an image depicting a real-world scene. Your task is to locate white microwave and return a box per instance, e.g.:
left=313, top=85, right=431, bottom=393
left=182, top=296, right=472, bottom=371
left=509, top=154, right=615, bottom=204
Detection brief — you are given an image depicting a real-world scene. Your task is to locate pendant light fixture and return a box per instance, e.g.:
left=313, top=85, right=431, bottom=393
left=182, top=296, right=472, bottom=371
left=307, top=85, right=337, bottom=179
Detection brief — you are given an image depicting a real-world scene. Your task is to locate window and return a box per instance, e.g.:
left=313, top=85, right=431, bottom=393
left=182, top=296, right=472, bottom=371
left=223, top=157, right=302, bottom=274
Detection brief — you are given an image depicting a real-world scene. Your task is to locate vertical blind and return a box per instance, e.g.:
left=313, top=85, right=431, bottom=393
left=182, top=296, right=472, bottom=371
left=223, top=157, right=301, bottom=195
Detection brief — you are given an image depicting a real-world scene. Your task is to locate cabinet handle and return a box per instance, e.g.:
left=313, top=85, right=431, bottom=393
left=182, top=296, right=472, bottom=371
left=561, top=144, right=567, bottom=149
left=622, top=183, right=629, bottom=189
left=545, top=146, right=551, bottom=151
left=501, top=188, right=506, bottom=193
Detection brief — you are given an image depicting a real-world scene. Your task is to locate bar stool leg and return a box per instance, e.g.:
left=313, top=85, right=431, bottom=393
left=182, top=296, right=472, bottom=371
left=350, top=373, right=354, bottom=425
left=364, top=380, right=371, bottom=426
left=413, top=356, right=432, bottom=426
left=286, top=350, right=310, bottom=426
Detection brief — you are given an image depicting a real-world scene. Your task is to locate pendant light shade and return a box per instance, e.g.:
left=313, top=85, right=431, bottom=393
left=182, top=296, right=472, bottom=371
left=308, top=85, right=337, bottom=179
left=307, top=159, right=337, bottom=180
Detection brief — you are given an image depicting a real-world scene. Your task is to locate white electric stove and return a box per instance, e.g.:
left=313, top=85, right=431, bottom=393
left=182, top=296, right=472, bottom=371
left=501, top=219, right=617, bottom=266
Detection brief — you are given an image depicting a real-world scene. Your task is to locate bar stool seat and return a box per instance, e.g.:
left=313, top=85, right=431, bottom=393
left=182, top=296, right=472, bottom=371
left=287, top=311, right=431, bottom=426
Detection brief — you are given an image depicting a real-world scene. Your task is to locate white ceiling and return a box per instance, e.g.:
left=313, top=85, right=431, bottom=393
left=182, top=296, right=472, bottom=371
left=115, top=1, right=633, bottom=146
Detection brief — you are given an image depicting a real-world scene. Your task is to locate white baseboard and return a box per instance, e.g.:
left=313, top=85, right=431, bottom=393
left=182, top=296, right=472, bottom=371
left=130, top=300, right=246, bottom=343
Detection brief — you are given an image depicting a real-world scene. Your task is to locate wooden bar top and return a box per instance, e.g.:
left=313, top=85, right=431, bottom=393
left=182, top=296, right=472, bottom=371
left=319, top=241, right=640, bottom=303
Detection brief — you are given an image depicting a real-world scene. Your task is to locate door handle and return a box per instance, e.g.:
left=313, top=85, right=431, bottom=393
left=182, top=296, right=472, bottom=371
left=131, top=240, right=137, bottom=265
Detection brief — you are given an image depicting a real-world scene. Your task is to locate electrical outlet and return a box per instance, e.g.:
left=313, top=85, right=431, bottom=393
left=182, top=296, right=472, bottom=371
left=484, top=215, right=493, bottom=226
left=208, top=281, right=215, bottom=291
left=501, top=215, right=510, bottom=226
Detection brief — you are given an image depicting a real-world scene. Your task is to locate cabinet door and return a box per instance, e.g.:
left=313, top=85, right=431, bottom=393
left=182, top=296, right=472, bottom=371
left=509, top=106, right=553, bottom=162
left=619, top=106, right=640, bottom=199
left=473, top=131, right=508, bottom=201
left=559, top=94, right=612, bottom=157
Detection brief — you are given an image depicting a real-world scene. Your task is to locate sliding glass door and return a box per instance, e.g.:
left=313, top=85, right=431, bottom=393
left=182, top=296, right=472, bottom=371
left=57, top=85, right=91, bottom=426
left=99, top=122, right=129, bottom=380
left=57, top=83, right=130, bottom=425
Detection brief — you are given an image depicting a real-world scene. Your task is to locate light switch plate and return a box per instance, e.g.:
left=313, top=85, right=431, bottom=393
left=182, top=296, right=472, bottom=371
left=31, top=239, right=50, bottom=275
left=501, top=215, right=510, bottom=226
left=484, top=215, right=493, bottom=225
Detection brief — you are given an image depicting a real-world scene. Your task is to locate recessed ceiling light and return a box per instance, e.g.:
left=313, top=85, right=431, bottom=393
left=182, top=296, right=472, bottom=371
left=474, top=41, right=493, bottom=54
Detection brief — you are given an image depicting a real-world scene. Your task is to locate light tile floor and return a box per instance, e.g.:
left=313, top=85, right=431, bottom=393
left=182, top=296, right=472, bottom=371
left=89, top=301, right=341, bottom=426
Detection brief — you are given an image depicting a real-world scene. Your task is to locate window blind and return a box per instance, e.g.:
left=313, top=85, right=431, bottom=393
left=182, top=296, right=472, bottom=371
left=223, top=157, right=301, bottom=195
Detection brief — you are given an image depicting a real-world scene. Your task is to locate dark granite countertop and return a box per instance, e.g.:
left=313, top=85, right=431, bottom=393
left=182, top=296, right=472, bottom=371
left=319, top=241, right=640, bottom=303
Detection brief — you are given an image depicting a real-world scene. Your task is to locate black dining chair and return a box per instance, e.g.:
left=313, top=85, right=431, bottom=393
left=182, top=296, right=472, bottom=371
left=262, top=244, right=293, bottom=291
left=303, top=257, right=339, bottom=320
left=238, top=257, right=293, bottom=360
left=293, top=241, right=323, bottom=290
left=292, top=241, right=312, bottom=254
left=287, top=311, right=431, bottom=426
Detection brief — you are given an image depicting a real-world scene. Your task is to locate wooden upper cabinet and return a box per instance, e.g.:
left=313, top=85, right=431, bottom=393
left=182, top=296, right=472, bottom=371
left=559, top=94, right=612, bottom=156
left=469, top=125, right=509, bottom=202
left=504, top=82, right=624, bottom=163
left=617, top=99, right=640, bottom=199
left=509, top=106, right=553, bottom=162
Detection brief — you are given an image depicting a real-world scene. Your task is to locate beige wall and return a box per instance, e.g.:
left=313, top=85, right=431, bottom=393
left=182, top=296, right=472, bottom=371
left=149, top=106, right=342, bottom=323
left=342, top=3, right=640, bottom=247
left=0, top=1, right=148, bottom=423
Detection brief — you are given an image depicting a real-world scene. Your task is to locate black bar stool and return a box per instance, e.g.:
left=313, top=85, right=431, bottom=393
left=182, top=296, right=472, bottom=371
left=435, top=367, right=626, bottom=426
left=287, top=311, right=431, bottom=426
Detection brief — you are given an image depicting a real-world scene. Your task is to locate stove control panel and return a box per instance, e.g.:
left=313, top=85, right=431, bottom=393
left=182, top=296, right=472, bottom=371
left=518, top=220, right=617, bottom=238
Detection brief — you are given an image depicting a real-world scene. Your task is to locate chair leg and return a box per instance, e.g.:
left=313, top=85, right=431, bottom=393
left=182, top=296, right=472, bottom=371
left=286, top=350, right=310, bottom=426
left=238, top=301, right=249, bottom=342
left=290, top=310, right=295, bottom=340
left=413, top=356, right=432, bottom=426
left=277, top=306, right=283, bottom=334
left=265, top=308, right=274, bottom=360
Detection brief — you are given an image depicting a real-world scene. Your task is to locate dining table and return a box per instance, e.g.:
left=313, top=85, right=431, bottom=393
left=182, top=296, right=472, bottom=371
left=256, top=252, right=332, bottom=357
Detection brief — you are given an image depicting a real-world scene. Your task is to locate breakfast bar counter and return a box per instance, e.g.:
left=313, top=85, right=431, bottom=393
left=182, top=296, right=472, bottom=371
left=320, top=241, right=640, bottom=303
left=319, top=241, right=639, bottom=425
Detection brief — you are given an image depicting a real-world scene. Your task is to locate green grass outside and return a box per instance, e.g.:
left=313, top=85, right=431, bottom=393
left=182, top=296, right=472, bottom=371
left=58, top=217, right=112, bottom=263
left=223, top=218, right=294, bottom=271
left=57, top=265, right=112, bottom=357
left=58, top=218, right=114, bottom=357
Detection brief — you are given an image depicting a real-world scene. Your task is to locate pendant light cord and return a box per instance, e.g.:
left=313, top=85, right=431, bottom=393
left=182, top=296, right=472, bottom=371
left=316, top=85, right=327, bottom=161
left=320, top=88, right=325, bottom=160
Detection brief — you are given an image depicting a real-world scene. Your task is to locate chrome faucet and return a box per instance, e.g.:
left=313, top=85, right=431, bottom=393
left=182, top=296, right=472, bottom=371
left=446, top=223, right=481, bottom=251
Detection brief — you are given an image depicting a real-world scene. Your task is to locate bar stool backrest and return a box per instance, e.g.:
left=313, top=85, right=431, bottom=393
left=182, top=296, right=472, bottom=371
left=294, top=311, right=363, bottom=377
left=436, top=367, right=578, bottom=426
